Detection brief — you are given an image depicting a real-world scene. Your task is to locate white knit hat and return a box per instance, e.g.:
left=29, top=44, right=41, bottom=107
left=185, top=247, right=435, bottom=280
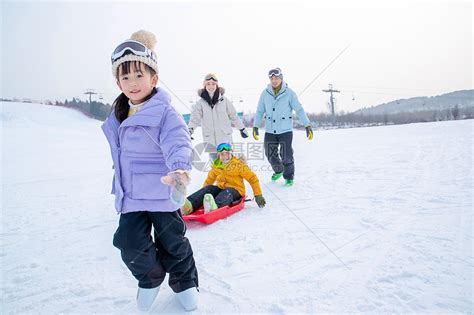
left=111, top=30, right=159, bottom=77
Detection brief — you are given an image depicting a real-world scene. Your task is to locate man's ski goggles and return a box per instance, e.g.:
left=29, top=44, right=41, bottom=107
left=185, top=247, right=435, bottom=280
left=268, top=68, right=282, bottom=78
left=217, top=143, right=232, bottom=152
left=111, top=40, right=157, bottom=64
left=204, top=73, right=218, bottom=81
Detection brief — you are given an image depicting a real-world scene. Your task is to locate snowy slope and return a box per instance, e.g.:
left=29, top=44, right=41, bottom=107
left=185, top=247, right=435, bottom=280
left=1, top=102, right=473, bottom=314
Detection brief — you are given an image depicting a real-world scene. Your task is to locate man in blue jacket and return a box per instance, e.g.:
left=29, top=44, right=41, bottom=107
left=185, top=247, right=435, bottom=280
left=253, top=67, right=313, bottom=187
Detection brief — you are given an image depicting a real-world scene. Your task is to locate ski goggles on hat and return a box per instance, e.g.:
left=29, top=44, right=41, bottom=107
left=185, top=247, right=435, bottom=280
left=111, top=40, right=157, bottom=64
left=204, top=73, right=218, bottom=81
left=216, top=143, right=232, bottom=152
left=268, top=68, right=282, bottom=78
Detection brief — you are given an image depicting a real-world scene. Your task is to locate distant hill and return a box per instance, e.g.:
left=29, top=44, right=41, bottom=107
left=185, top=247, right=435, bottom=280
left=353, top=90, right=474, bottom=115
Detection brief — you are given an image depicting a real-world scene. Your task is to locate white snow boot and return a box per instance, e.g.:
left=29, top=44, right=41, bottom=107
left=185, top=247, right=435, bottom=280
left=137, top=286, right=160, bottom=311
left=177, top=287, right=198, bottom=311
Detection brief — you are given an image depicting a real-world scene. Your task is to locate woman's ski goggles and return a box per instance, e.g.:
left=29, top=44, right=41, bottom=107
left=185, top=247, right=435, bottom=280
left=111, top=40, right=157, bottom=64
left=204, top=73, right=218, bottom=81
left=268, top=68, right=282, bottom=78
left=217, top=143, right=232, bottom=152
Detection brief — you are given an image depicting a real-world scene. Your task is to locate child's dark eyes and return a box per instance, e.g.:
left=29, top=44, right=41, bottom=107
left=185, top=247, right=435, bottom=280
left=119, top=73, right=143, bottom=81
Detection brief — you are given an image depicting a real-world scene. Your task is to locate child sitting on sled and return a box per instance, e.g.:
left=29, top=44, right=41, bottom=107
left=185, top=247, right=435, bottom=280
left=182, top=143, right=266, bottom=215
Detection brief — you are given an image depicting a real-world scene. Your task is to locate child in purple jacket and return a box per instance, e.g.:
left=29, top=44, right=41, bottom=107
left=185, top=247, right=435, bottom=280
left=102, top=30, right=198, bottom=312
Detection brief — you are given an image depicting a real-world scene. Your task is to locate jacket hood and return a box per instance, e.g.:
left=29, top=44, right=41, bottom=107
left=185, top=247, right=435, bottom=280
left=233, top=153, right=247, bottom=164
left=140, top=87, right=171, bottom=111
left=212, top=155, right=247, bottom=170
left=197, top=86, right=225, bottom=97
left=118, top=87, right=172, bottom=128
left=266, top=81, right=287, bottom=96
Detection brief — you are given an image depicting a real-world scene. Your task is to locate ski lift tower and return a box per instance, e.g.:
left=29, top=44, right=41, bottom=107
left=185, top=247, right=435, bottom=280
left=322, top=84, right=340, bottom=125
left=84, top=89, right=97, bottom=103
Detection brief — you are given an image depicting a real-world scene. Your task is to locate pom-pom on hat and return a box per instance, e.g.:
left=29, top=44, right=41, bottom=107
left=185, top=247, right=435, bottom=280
left=111, top=30, right=159, bottom=77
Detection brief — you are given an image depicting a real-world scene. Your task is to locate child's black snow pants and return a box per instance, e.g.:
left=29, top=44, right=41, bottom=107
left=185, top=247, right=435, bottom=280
left=113, top=210, right=198, bottom=292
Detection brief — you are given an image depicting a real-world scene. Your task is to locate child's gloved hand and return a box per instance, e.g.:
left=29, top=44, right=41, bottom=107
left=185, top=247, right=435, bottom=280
left=255, top=195, right=266, bottom=208
left=161, top=170, right=190, bottom=206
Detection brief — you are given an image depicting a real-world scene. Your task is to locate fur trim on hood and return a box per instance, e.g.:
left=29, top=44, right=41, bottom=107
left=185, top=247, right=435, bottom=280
left=197, top=86, right=225, bottom=97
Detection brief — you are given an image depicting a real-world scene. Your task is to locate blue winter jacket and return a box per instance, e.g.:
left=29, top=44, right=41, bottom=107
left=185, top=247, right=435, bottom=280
left=253, top=82, right=310, bottom=134
left=101, top=88, right=193, bottom=213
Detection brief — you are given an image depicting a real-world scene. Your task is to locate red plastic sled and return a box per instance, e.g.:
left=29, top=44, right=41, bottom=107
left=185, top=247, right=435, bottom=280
left=183, top=197, right=247, bottom=225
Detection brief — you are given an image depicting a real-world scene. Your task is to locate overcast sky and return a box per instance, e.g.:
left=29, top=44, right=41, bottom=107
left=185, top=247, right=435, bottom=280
left=1, top=0, right=472, bottom=114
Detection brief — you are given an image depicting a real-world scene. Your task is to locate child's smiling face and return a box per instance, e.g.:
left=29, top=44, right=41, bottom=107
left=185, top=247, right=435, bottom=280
left=117, top=62, right=158, bottom=104
left=218, top=150, right=232, bottom=164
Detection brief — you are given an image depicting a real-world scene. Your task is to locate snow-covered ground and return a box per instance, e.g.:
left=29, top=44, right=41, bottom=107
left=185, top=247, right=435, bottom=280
left=1, top=101, right=472, bottom=314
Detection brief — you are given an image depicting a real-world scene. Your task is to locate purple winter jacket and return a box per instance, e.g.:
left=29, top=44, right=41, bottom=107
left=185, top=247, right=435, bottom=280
left=102, top=88, right=193, bottom=213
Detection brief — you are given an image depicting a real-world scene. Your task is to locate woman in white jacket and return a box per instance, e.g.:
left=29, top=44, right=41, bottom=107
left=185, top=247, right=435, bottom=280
left=188, top=73, right=248, bottom=160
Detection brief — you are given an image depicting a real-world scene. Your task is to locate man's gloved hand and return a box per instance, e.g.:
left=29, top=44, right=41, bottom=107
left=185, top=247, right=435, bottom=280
left=161, top=170, right=190, bottom=206
left=255, top=195, right=266, bottom=208
left=305, top=125, right=313, bottom=140
left=240, top=128, right=249, bottom=138
left=253, top=127, right=259, bottom=140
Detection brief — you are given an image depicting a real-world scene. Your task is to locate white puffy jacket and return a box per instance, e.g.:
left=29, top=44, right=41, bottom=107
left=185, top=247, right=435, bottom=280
left=188, top=87, right=245, bottom=150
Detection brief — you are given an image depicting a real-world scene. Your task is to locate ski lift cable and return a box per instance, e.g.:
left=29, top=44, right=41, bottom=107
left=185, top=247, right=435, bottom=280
left=332, top=84, right=456, bottom=93
left=159, top=79, right=193, bottom=112
left=338, top=90, right=470, bottom=99
left=298, top=43, right=351, bottom=97
left=304, top=88, right=470, bottom=99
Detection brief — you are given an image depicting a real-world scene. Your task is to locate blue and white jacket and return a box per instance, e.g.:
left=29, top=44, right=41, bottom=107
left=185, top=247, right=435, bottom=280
left=253, top=82, right=310, bottom=134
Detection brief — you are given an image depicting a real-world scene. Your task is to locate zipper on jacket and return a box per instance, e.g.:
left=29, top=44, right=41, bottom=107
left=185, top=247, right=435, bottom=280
left=211, top=106, right=218, bottom=147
